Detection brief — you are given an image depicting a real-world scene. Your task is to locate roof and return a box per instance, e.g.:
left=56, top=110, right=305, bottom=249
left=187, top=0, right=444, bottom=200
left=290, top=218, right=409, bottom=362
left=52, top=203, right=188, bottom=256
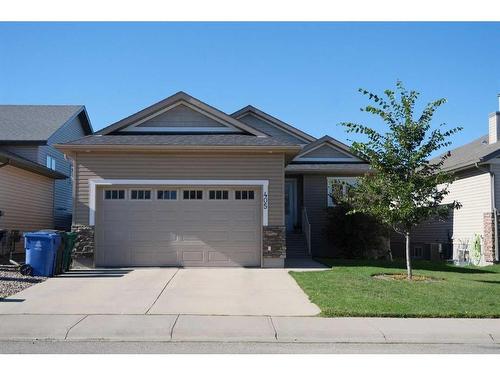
left=96, top=92, right=266, bottom=137
left=297, top=135, right=364, bottom=160
left=58, top=134, right=301, bottom=148
left=286, top=163, right=371, bottom=174
left=0, top=105, right=93, bottom=142
left=0, top=149, right=66, bottom=179
left=432, top=134, right=500, bottom=171
left=231, top=105, right=316, bottom=143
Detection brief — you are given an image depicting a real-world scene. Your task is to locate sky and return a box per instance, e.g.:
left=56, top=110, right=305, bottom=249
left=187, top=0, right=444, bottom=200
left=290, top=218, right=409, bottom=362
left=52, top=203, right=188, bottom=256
left=1, top=22, right=500, bottom=151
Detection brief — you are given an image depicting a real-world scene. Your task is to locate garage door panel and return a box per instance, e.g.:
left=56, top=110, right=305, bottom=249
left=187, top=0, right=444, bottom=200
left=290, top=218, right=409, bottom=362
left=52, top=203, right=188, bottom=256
left=181, top=251, right=204, bottom=262
left=96, top=186, right=261, bottom=267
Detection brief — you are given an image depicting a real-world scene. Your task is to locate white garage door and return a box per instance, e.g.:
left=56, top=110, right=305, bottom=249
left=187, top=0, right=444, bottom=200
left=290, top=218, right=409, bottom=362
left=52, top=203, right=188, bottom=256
left=95, top=186, right=261, bottom=267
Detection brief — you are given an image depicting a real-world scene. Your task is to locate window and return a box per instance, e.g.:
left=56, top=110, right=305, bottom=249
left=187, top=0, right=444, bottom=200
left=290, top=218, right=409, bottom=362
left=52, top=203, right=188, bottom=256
left=412, top=246, right=423, bottom=258
left=209, top=190, right=229, bottom=200
left=104, top=189, right=125, bottom=200
left=183, top=190, right=203, bottom=200
left=46, top=155, right=56, bottom=170
left=130, top=190, right=151, bottom=200
left=157, top=190, right=177, bottom=200
left=327, top=177, right=357, bottom=207
left=235, top=190, right=255, bottom=200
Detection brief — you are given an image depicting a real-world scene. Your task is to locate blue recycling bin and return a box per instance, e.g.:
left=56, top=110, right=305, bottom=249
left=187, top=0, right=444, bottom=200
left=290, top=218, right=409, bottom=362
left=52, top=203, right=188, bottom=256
left=24, top=231, right=62, bottom=277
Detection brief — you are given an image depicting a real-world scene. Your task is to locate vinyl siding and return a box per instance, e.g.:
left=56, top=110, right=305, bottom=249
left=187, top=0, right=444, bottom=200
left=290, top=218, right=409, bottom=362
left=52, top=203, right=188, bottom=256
left=135, top=104, right=226, bottom=128
left=0, top=146, right=39, bottom=163
left=43, top=114, right=87, bottom=229
left=490, top=162, right=500, bottom=209
left=74, top=152, right=285, bottom=227
left=0, top=165, right=54, bottom=252
left=407, top=168, right=491, bottom=258
left=237, top=114, right=308, bottom=144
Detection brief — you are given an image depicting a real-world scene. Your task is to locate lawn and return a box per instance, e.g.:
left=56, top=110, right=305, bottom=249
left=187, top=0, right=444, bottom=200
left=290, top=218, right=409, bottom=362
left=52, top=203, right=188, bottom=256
left=289, top=259, right=500, bottom=318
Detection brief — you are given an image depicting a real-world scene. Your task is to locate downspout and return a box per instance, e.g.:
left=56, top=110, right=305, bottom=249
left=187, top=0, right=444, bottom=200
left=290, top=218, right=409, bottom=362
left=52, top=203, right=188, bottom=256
left=475, top=163, right=499, bottom=262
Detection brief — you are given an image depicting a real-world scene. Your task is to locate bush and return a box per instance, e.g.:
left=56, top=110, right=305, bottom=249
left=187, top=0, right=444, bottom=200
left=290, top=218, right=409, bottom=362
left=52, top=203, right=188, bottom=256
left=324, top=181, right=390, bottom=259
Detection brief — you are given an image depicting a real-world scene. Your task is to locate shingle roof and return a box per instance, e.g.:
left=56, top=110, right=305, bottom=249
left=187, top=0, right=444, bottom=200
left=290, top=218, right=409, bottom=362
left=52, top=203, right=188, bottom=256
left=61, top=134, right=301, bottom=147
left=0, top=105, right=88, bottom=142
left=432, top=134, right=500, bottom=171
left=285, top=163, right=370, bottom=174
left=0, top=149, right=66, bottom=179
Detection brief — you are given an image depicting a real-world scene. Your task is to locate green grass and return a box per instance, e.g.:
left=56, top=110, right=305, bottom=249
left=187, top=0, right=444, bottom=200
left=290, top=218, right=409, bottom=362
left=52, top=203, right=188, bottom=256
left=289, top=259, right=500, bottom=318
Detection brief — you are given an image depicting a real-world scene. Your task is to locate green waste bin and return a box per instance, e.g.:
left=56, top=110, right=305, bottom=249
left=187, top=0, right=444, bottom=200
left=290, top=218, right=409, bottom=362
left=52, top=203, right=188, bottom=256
left=62, top=232, right=77, bottom=272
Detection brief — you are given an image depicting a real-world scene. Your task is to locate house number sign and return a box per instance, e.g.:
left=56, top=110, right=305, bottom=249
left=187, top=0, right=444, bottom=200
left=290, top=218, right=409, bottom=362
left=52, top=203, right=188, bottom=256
left=263, top=191, right=269, bottom=210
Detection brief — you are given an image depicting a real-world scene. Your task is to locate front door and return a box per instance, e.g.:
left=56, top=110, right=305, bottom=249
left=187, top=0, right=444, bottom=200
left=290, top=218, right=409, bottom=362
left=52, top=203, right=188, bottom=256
left=285, top=179, right=297, bottom=232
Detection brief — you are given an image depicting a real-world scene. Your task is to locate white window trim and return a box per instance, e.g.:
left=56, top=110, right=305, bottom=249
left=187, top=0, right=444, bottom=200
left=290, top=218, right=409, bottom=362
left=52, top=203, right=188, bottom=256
left=156, top=189, right=178, bottom=200
left=103, top=189, right=126, bottom=200
left=327, top=177, right=358, bottom=207
left=130, top=189, right=152, bottom=201
left=182, top=189, right=204, bottom=201
left=46, top=155, right=56, bottom=170
left=89, top=179, right=269, bottom=226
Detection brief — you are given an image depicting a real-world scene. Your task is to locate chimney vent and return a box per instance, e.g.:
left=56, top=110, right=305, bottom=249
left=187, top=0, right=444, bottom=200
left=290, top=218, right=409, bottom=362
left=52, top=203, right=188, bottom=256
left=488, top=95, right=500, bottom=144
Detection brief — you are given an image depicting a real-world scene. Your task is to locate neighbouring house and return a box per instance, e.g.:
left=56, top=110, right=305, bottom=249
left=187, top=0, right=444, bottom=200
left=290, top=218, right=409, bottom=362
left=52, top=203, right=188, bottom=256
left=56, top=92, right=370, bottom=268
left=393, top=97, right=500, bottom=265
left=0, top=105, right=93, bottom=252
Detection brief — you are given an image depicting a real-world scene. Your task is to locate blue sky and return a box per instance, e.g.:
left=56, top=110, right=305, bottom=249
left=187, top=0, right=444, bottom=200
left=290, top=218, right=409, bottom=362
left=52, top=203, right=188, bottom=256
left=1, top=22, right=499, bottom=150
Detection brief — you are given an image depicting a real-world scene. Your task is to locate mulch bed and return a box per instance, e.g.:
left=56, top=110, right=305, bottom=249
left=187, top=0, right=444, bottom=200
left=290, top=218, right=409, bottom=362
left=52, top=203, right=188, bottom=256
left=372, top=273, right=442, bottom=282
left=0, top=265, right=46, bottom=299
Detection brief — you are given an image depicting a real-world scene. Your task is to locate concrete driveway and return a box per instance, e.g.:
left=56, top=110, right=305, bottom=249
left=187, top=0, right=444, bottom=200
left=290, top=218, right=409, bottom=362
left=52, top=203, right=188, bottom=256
left=0, top=268, right=320, bottom=316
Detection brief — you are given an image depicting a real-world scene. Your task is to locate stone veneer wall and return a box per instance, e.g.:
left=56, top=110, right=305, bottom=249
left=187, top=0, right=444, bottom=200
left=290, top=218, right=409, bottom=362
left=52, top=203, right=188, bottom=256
left=71, top=224, right=95, bottom=268
left=483, top=212, right=496, bottom=263
left=262, top=225, right=286, bottom=259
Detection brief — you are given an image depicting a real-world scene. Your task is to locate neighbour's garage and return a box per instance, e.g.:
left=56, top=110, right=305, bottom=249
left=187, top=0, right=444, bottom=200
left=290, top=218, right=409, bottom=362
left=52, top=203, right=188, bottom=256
left=95, top=185, right=262, bottom=267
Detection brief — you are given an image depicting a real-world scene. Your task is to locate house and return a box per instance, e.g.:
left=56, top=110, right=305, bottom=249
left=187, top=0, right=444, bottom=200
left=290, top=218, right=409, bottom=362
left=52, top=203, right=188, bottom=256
left=394, top=98, right=500, bottom=264
left=56, top=92, right=370, bottom=268
left=0, top=105, right=93, bottom=252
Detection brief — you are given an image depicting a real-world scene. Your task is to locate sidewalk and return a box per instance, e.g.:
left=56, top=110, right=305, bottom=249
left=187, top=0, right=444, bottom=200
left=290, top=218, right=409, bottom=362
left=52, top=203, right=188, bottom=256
left=0, top=314, right=499, bottom=344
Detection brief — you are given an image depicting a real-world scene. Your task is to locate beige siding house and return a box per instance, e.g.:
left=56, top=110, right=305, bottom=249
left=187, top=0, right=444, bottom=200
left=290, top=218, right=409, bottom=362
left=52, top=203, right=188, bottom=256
left=57, top=92, right=370, bottom=268
left=0, top=105, right=92, bottom=238
left=398, top=107, right=500, bottom=264
left=0, top=151, right=66, bottom=252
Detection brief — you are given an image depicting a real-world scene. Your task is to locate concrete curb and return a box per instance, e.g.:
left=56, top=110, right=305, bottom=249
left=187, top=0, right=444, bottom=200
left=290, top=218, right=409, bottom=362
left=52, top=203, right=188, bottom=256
left=0, top=314, right=499, bottom=344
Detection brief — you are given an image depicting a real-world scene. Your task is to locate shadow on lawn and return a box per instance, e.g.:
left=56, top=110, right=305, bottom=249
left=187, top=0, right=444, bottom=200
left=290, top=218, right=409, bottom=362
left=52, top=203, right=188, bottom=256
left=316, top=258, right=497, bottom=274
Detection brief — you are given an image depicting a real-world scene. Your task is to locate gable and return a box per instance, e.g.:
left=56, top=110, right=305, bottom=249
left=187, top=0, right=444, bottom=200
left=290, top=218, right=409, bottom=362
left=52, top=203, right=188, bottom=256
left=295, top=140, right=361, bottom=162
left=119, top=102, right=241, bottom=133
left=237, top=113, right=309, bottom=144
left=302, top=144, right=352, bottom=159
left=97, top=92, right=266, bottom=137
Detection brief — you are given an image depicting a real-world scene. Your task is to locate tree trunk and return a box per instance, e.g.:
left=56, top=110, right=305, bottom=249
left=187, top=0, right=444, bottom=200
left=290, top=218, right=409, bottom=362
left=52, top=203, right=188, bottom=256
left=405, top=232, right=412, bottom=280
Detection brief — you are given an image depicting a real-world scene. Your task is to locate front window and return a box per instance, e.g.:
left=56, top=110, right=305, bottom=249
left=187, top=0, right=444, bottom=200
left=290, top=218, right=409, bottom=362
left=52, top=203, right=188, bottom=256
left=327, top=177, right=357, bottom=207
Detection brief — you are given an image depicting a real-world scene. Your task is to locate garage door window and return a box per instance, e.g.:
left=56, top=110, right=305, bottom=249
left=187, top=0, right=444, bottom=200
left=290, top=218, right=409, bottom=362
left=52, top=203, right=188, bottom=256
left=131, top=190, right=151, bottom=200
left=209, top=190, right=229, bottom=200
left=104, top=189, right=125, bottom=200
left=235, top=190, right=255, bottom=200
left=157, top=190, right=177, bottom=200
left=183, top=190, right=203, bottom=200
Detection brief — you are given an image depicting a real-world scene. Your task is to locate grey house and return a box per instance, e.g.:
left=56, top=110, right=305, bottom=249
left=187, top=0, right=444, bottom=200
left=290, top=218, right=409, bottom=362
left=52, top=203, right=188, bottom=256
left=0, top=105, right=93, bottom=243
left=396, top=101, right=500, bottom=264
left=57, top=92, right=369, bottom=268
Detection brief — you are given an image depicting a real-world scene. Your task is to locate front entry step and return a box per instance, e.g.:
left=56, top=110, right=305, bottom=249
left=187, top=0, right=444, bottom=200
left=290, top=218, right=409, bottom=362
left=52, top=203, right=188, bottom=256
left=286, top=232, right=309, bottom=259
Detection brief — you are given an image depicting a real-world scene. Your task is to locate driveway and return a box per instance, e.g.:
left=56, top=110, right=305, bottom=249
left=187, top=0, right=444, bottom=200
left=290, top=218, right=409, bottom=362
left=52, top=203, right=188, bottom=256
left=0, top=268, right=320, bottom=316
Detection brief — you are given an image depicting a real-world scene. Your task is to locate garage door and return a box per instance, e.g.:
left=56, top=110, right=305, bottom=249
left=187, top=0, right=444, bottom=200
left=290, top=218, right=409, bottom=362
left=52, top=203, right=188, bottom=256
left=95, top=186, right=261, bottom=267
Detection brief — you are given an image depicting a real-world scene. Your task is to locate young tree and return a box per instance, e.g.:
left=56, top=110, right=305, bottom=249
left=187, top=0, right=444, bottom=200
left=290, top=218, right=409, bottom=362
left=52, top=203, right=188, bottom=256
left=340, top=81, right=462, bottom=279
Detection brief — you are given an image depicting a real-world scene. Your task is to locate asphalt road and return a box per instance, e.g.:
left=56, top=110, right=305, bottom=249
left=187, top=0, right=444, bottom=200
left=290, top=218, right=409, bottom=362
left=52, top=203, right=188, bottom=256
left=1, top=341, right=499, bottom=354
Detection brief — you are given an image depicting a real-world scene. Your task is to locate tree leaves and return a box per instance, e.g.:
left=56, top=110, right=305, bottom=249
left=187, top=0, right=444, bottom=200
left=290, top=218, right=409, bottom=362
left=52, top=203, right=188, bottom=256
left=339, top=81, right=462, bottom=235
